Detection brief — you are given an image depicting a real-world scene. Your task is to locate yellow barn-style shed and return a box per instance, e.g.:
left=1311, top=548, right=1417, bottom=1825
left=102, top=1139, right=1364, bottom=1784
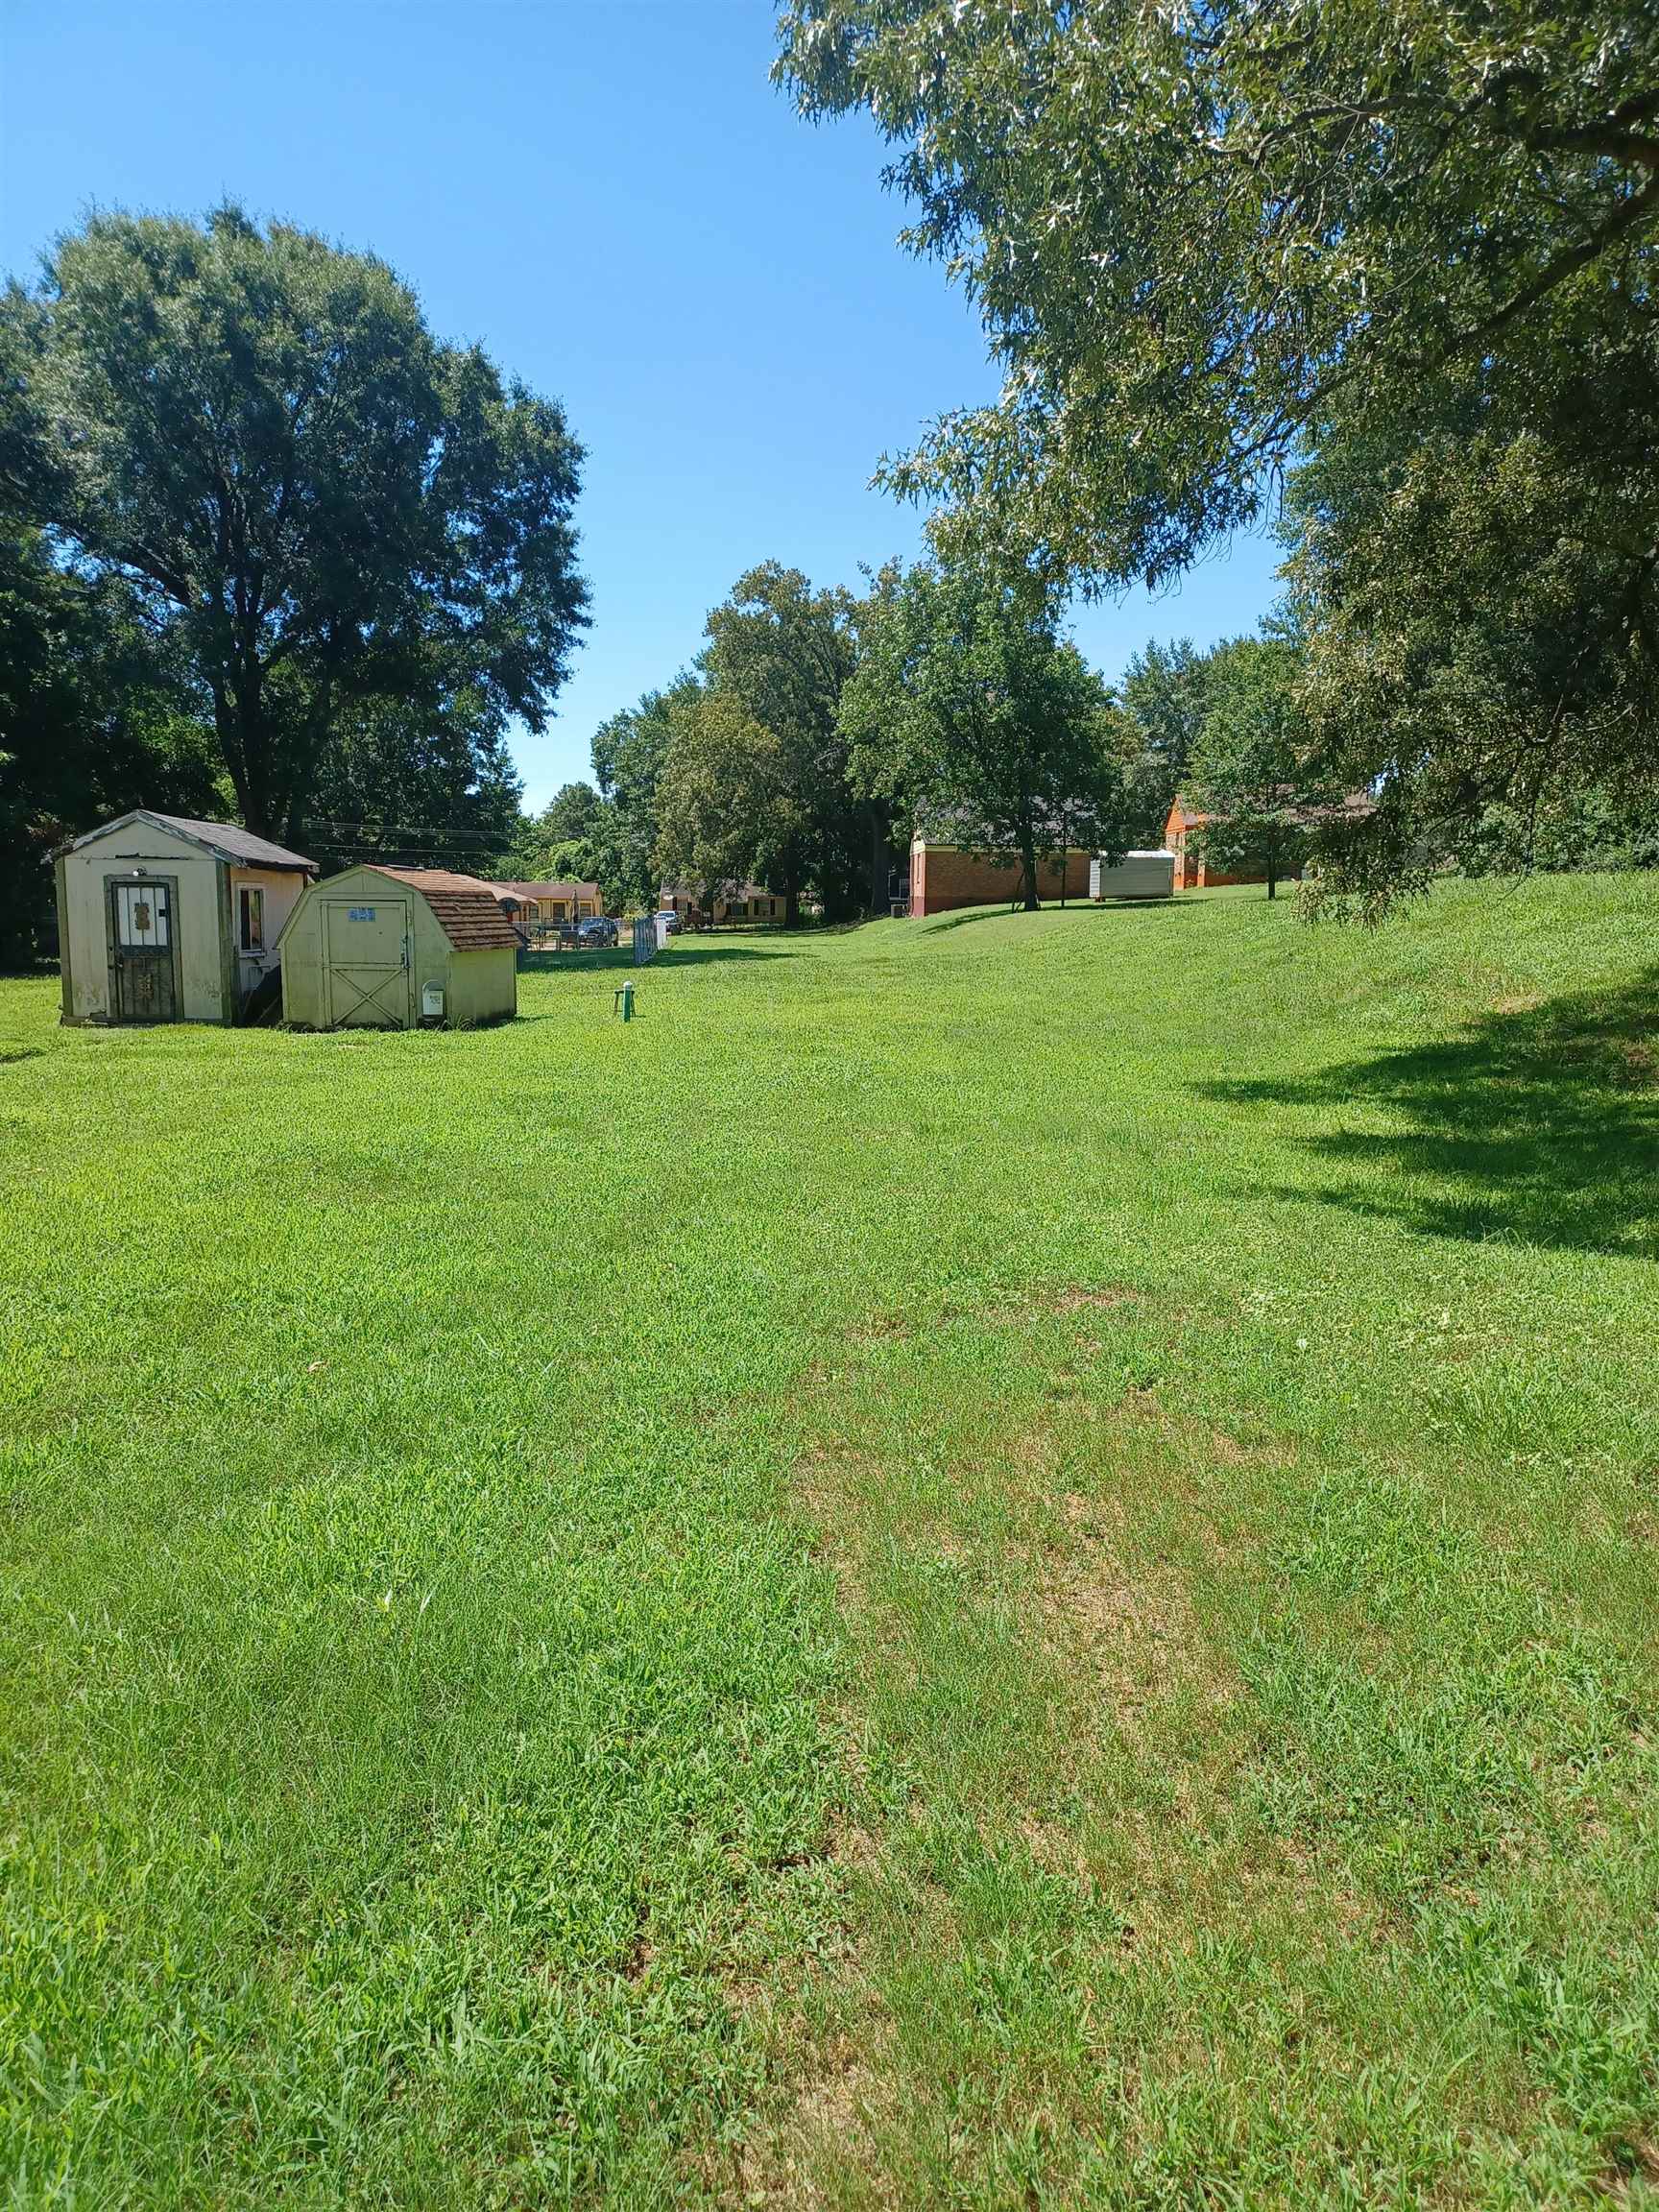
left=55, top=810, right=316, bottom=1026
left=278, top=865, right=518, bottom=1030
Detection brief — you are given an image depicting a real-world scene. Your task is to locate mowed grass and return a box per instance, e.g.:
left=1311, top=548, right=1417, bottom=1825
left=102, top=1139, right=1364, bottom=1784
left=1, top=877, right=1656, bottom=2207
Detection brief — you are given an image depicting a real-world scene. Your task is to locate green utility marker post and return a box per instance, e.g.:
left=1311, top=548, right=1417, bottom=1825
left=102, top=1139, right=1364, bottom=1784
left=613, top=980, right=635, bottom=1022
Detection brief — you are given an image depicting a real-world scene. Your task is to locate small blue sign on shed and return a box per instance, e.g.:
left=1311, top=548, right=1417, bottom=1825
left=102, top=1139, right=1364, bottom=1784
left=347, top=906, right=375, bottom=922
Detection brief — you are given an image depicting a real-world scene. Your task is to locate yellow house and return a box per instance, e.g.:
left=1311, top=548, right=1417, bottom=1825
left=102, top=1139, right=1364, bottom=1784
left=54, top=809, right=316, bottom=1026
left=485, top=879, right=603, bottom=935
left=659, top=880, right=785, bottom=926
left=278, top=865, right=518, bottom=1029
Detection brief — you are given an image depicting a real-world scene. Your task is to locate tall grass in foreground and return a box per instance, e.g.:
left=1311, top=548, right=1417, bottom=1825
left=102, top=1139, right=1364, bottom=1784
left=1, top=875, right=1655, bottom=2204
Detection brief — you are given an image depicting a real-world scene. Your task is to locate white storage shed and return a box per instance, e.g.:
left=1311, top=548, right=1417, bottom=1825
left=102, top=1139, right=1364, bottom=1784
left=55, top=811, right=316, bottom=1026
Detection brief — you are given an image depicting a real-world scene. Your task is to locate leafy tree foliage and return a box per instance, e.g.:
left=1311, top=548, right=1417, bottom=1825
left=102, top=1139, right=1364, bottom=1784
left=1118, top=637, right=1227, bottom=846
left=0, top=526, right=219, bottom=963
left=1, top=204, right=588, bottom=844
left=778, top=0, right=1659, bottom=589
left=302, top=669, right=523, bottom=877
left=1286, top=414, right=1659, bottom=916
left=703, top=563, right=869, bottom=921
left=590, top=681, right=694, bottom=909
left=1187, top=637, right=1336, bottom=900
left=780, top=0, right=1659, bottom=903
left=653, top=688, right=793, bottom=909
left=498, top=779, right=602, bottom=877
left=838, top=557, right=1128, bottom=909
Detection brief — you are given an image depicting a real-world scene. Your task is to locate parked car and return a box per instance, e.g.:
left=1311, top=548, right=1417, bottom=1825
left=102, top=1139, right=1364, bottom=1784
left=652, top=909, right=684, bottom=937
left=578, top=916, right=618, bottom=948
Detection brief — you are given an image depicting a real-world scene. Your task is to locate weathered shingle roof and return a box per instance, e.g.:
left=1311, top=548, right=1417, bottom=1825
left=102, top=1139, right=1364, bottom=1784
left=63, top=808, right=316, bottom=870
left=373, top=867, right=519, bottom=950
left=486, top=879, right=601, bottom=903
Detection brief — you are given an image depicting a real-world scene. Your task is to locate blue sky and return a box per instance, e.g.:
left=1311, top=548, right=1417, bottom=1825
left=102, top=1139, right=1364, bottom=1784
left=0, top=0, right=1283, bottom=810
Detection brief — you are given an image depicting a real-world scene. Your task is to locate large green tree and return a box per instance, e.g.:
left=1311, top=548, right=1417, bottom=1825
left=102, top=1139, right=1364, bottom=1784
left=652, top=687, right=795, bottom=909
left=702, top=563, right=867, bottom=922
left=1186, top=637, right=1337, bottom=900
left=302, top=672, right=523, bottom=878
left=1118, top=637, right=1227, bottom=847
left=590, top=679, right=696, bottom=909
left=1, top=204, right=588, bottom=845
left=0, top=525, right=219, bottom=963
left=778, top=0, right=1659, bottom=589
left=1285, top=411, right=1659, bottom=916
left=779, top=0, right=1659, bottom=902
left=838, top=557, right=1127, bottom=909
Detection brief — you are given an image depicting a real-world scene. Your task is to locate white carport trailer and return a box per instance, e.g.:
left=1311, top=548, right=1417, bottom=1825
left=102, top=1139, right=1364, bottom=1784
left=1090, top=851, right=1177, bottom=901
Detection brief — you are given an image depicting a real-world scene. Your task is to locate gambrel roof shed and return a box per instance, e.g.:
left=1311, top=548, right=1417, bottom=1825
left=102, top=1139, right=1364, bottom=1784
left=277, top=863, right=518, bottom=1029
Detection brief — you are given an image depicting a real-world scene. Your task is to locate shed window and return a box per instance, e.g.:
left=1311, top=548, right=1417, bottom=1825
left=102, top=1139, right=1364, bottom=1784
left=238, top=885, right=264, bottom=952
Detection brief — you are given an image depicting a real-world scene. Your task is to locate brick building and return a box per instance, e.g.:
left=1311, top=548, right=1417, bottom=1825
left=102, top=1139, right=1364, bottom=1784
left=907, top=834, right=1095, bottom=917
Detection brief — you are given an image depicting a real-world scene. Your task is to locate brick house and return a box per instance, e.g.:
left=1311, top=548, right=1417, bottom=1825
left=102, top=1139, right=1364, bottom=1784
left=907, top=834, right=1095, bottom=917
left=1164, top=791, right=1377, bottom=892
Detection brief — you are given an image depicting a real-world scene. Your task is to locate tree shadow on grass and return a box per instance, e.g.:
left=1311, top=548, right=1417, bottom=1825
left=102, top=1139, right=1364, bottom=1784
left=1195, top=973, right=1659, bottom=1259
left=921, top=900, right=1194, bottom=934
left=517, top=942, right=794, bottom=979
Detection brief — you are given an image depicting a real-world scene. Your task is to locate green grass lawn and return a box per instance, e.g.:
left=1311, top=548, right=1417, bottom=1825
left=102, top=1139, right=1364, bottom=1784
left=3, top=877, right=1657, bottom=2207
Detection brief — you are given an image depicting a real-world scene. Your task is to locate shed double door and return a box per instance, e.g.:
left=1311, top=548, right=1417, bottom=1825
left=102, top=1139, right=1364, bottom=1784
left=324, top=899, right=412, bottom=1027
left=109, top=879, right=179, bottom=1023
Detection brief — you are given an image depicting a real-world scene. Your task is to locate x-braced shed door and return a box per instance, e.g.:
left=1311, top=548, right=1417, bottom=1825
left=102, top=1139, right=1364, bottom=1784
left=108, top=878, right=180, bottom=1023
left=324, top=899, right=412, bottom=1027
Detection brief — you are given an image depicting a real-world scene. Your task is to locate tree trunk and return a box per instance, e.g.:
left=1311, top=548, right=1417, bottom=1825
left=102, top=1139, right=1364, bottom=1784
left=785, top=876, right=801, bottom=929
left=1019, top=826, right=1041, bottom=911
left=1266, top=860, right=1278, bottom=900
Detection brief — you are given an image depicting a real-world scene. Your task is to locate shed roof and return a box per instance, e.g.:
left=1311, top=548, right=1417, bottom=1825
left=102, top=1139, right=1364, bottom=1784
left=62, top=808, right=316, bottom=871
left=372, top=866, right=518, bottom=950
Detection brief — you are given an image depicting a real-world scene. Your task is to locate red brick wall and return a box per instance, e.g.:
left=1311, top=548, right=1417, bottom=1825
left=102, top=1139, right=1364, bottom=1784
left=911, top=844, right=1094, bottom=915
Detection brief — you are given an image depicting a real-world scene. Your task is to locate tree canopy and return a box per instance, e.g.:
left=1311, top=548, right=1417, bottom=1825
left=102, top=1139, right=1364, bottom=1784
left=839, top=556, right=1127, bottom=909
left=0, top=523, right=218, bottom=962
left=1, top=204, right=588, bottom=845
left=777, top=0, right=1659, bottom=589
left=702, top=563, right=868, bottom=921
left=779, top=0, right=1659, bottom=905
left=1186, top=637, right=1336, bottom=900
left=653, top=687, right=793, bottom=909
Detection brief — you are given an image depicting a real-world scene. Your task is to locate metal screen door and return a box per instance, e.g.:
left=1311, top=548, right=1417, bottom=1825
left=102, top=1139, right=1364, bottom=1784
left=109, top=879, right=178, bottom=1022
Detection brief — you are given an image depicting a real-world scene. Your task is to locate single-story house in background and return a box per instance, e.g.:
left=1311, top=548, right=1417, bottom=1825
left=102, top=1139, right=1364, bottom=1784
left=1164, top=792, right=1376, bottom=891
left=907, top=835, right=1096, bottom=917
left=485, top=879, right=602, bottom=936
left=55, top=810, right=315, bottom=1026
left=279, top=865, right=517, bottom=1029
left=660, top=881, right=785, bottom=926
left=1090, top=851, right=1176, bottom=901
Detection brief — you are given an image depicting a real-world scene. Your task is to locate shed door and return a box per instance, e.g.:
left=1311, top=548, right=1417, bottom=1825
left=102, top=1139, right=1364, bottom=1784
left=324, top=899, right=411, bottom=1027
left=109, top=879, right=178, bottom=1023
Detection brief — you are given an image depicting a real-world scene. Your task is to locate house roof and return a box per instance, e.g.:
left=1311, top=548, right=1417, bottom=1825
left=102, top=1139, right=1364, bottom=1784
left=911, top=802, right=1096, bottom=850
left=485, top=879, right=601, bottom=903
left=62, top=808, right=316, bottom=871
left=372, top=867, right=519, bottom=950
left=1167, top=790, right=1377, bottom=830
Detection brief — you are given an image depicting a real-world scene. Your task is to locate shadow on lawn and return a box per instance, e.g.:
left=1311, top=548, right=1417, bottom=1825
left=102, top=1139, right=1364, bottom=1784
left=517, top=941, right=795, bottom=979
left=923, top=900, right=1196, bottom=934
left=1197, top=973, right=1659, bottom=1258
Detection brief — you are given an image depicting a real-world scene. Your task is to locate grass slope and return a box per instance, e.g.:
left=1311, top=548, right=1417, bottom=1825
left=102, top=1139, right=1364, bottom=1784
left=2, top=878, right=1656, bottom=2206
